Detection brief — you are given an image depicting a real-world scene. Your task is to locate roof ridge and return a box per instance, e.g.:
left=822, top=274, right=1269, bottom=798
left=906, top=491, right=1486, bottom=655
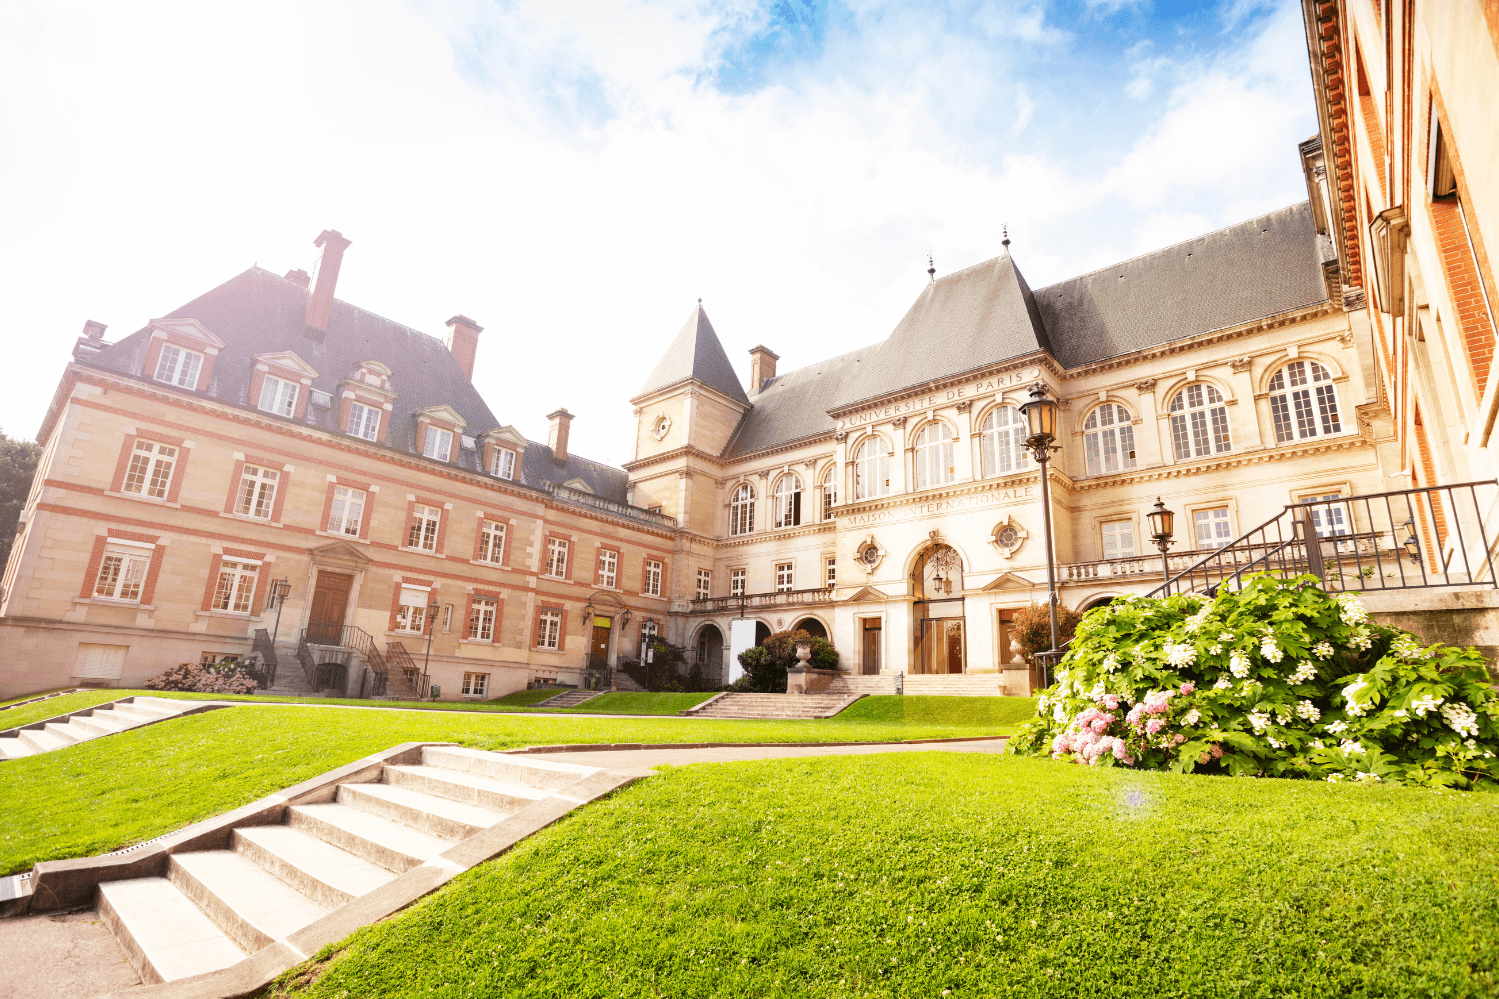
left=257, top=265, right=448, bottom=345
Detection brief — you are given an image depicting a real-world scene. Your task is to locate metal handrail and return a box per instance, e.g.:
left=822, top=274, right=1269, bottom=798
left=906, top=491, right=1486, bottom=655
left=251, top=628, right=279, bottom=688
left=690, top=587, right=834, bottom=614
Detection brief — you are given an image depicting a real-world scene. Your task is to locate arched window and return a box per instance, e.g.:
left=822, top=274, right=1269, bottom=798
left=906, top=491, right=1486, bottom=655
left=853, top=437, right=891, bottom=500
left=1168, top=384, right=1231, bottom=460
left=1269, top=360, right=1342, bottom=443
left=821, top=464, right=839, bottom=521
left=729, top=484, right=755, bottom=536
left=913, top=421, right=956, bottom=490
left=773, top=473, right=802, bottom=528
left=978, top=406, right=1027, bottom=477
left=1083, top=403, right=1137, bottom=475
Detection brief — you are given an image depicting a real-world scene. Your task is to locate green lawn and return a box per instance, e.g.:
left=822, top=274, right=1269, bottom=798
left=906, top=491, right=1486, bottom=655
left=0, top=702, right=1014, bottom=876
left=836, top=695, right=1037, bottom=729
left=0, top=688, right=77, bottom=709
left=559, top=691, right=714, bottom=714
left=487, top=689, right=572, bottom=707
left=0, top=690, right=127, bottom=731
left=265, top=753, right=1499, bottom=999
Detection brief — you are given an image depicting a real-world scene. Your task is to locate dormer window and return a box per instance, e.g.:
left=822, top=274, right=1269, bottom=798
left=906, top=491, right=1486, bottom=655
left=154, top=344, right=203, bottom=390
left=423, top=427, right=453, bottom=461
left=259, top=376, right=299, bottom=417
left=493, top=448, right=516, bottom=479
left=348, top=402, right=381, bottom=441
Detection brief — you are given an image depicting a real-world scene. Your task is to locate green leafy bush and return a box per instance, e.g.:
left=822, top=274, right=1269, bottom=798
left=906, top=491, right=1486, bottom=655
left=1010, top=601, right=1085, bottom=665
left=1007, top=575, right=1499, bottom=789
left=731, top=630, right=840, bottom=693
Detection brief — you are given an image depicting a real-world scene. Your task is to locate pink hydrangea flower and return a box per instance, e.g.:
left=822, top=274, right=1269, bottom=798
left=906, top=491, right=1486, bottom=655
left=1145, top=717, right=1165, bottom=735
left=1210, top=744, right=1224, bottom=759
left=1180, top=682, right=1195, bottom=694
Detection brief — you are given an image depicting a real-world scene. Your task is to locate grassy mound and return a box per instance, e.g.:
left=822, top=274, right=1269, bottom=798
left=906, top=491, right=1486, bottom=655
left=263, top=753, right=1499, bottom=998
left=0, top=690, right=127, bottom=730
left=486, top=689, right=571, bottom=707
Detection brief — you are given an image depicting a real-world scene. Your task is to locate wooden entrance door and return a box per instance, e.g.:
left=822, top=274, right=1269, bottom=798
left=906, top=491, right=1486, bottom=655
left=308, top=572, right=352, bottom=644
left=861, top=619, right=882, bottom=675
left=590, top=616, right=612, bottom=669
left=918, top=618, right=965, bottom=674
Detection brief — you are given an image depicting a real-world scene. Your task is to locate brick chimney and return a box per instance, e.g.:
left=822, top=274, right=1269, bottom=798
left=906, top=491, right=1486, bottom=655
left=748, top=345, right=779, bottom=393
left=546, top=408, right=573, bottom=466
left=284, top=268, right=310, bottom=288
left=72, top=320, right=109, bottom=361
left=444, top=315, right=484, bottom=380
left=305, top=230, right=351, bottom=336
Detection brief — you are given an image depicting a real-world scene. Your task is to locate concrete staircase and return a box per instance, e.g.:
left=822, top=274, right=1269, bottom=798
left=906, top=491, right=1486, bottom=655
left=0, top=696, right=216, bottom=760
left=824, top=673, right=1009, bottom=697
left=685, top=693, right=858, bottom=719
left=91, top=746, right=608, bottom=986
left=539, top=689, right=604, bottom=709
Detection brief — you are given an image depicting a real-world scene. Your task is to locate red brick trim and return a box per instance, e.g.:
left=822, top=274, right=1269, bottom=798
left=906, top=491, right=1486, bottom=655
left=542, top=533, right=572, bottom=581
left=143, top=333, right=217, bottom=393
left=593, top=543, right=622, bottom=588
left=221, top=454, right=292, bottom=522
left=248, top=366, right=312, bottom=422
left=402, top=497, right=449, bottom=556
left=200, top=549, right=268, bottom=615
left=387, top=577, right=436, bottom=636
left=640, top=555, right=666, bottom=597
left=472, top=516, right=510, bottom=567
left=535, top=603, right=569, bottom=651
left=80, top=536, right=108, bottom=599
left=337, top=394, right=388, bottom=442
left=82, top=530, right=164, bottom=601
left=320, top=478, right=373, bottom=542
left=462, top=589, right=504, bottom=641
left=109, top=431, right=191, bottom=504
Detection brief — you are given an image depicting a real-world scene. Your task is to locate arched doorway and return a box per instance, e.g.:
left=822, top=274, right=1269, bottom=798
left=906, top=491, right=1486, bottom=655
left=755, top=621, right=771, bottom=645
left=694, top=624, right=725, bottom=686
left=912, top=542, right=965, bottom=674
left=793, top=617, right=827, bottom=639
left=1081, top=596, right=1117, bottom=613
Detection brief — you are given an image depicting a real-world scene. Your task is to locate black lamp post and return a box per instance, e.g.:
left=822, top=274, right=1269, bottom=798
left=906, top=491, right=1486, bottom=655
left=1018, top=382, right=1061, bottom=679
left=1147, top=497, right=1176, bottom=584
left=422, top=599, right=439, bottom=699
left=267, top=578, right=292, bottom=645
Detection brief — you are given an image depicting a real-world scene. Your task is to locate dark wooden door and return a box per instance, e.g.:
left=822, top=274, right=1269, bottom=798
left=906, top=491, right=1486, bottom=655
left=590, top=616, right=612, bottom=668
left=861, top=620, right=881, bottom=675
left=308, top=573, right=352, bottom=644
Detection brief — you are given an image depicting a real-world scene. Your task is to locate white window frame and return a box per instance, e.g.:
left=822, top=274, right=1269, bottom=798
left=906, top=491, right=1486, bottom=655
left=468, top=598, right=497, bottom=642
left=729, top=484, right=756, bottom=536
left=154, top=343, right=203, bottom=390
left=348, top=402, right=380, bottom=441
left=853, top=437, right=891, bottom=500
left=1193, top=507, right=1234, bottom=549
left=773, top=474, right=802, bottom=529
left=93, top=542, right=151, bottom=603
left=1297, top=491, right=1353, bottom=538
left=978, top=405, right=1029, bottom=478
left=395, top=585, right=431, bottom=634
left=821, top=466, right=838, bottom=521
left=258, top=375, right=298, bottom=417
left=696, top=568, right=711, bottom=601
left=407, top=504, right=441, bottom=552
left=1083, top=404, right=1138, bottom=476
left=825, top=557, right=836, bottom=588
left=235, top=464, right=279, bottom=520
left=775, top=562, right=795, bottom=592
left=328, top=485, right=365, bottom=537
left=913, top=421, right=956, bottom=490
left=597, top=548, right=618, bottom=588
left=537, top=609, right=562, bottom=650
left=122, top=439, right=177, bottom=499
left=643, top=559, right=662, bottom=597
left=1169, top=384, right=1232, bottom=460
left=1101, top=519, right=1136, bottom=559
left=478, top=521, right=506, bottom=564
left=545, top=538, right=569, bottom=578
left=1269, top=361, right=1344, bottom=444
left=461, top=671, right=489, bottom=696
left=729, top=568, right=745, bottom=597
left=212, top=558, right=260, bottom=614
left=423, top=426, right=454, bottom=462
left=493, top=447, right=516, bottom=479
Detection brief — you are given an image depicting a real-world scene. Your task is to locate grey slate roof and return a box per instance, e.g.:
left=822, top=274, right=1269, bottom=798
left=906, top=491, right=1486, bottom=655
left=723, top=202, right=1327, bottom=458
left=86, top=266, right=630, bottom=503
left=637, top=304, right=750, bottom=405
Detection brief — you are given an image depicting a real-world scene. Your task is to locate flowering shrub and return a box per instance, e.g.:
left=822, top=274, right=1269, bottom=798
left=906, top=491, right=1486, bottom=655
left=143, top=661, right=259, bottom=694
left=1008, top=575, right=1499, bottom=789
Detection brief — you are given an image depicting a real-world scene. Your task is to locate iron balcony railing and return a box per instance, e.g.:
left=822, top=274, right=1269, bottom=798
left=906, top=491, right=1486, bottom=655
left=251, top=628, right=279, bottom=688
left=541, top=482, right=680, bottom=529
left=1144, top=480, right=1499, bottom=600
left=385, top=641, right=427, bottom=699
left=690, top=587, right=834, bottom=614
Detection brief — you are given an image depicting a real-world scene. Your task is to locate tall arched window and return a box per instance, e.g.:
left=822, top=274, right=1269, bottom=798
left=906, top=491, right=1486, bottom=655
left=853, top=437, right=891, bottom=500
left=821, top=464, right=839, bottom=521
left=1269, top=360, right=1342, bottom=442
left=1168, top=384, right=1231, bottom=460
left=1083, top=403, right=1137, bottom=475
left=729, top=484, right=755, bottom=536
left=773, top=473, right=802, bottom=528
left=913, top=421, right=956, bottom=490
left=978, top=405, right=1027, bottom=477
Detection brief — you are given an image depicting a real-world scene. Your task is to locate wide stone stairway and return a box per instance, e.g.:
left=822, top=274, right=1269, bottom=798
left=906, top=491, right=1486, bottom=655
left=824, top=673, right=1010, bottom=697
left=0, top=696, right=211, bottom=760
left=536, top=689, right=602, bottom=709
left=686, top=693, right=857, bottom=719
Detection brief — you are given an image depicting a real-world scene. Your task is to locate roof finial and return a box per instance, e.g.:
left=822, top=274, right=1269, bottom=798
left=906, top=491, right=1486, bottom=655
left=697, top=297, right=702, bottom=304
left=927, top=252, right=936, bottom=283
left=1002, top=223, right=1011, bottom=252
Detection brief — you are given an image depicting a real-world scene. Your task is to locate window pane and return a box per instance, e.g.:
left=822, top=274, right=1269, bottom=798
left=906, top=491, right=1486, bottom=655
left=1270, top=393, right=1295, bottom=442
left=1315, top=383, right=1342, bottom=434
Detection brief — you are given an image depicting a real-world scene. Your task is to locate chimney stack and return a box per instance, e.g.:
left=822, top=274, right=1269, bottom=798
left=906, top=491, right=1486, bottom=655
left=748, top=345, right=779, bottom=393
left=72, top=320, right=109, bottom=361
left=444, top=315, right=484, bottom=380
left=304, top=229, right=352, bottom=336
left=284, top=268, right=310, bottom=288
left=546, top=408, right=574, bottom=466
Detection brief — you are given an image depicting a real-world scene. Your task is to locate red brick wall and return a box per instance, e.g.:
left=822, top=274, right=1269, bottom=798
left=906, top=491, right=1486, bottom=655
left=1429, top=198, right=1496, bottom=392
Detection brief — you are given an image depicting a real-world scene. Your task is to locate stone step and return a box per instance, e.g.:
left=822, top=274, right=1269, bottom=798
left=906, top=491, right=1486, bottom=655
left=42, top=721, right=88, bottom=745
left=233, top=825, right=397, bottom=909
left=540, top=690, right=601, bottom=709
left=110, top=701, right=176, bottom=723
left=17, top=727, right=68, bottom=753
left=97, top=877, right=246, bottom=985
left=168, top=851, right=329, bottom=953
left=338, top=782, right=504, bottom=841
left=68, top=709, right=138, bottom=737
left=288, top=802, right=453, bottom=873
left=0, top=737, right=35, bottom=759
left=383, top=764, right=552, bottom=815
left=421, top=745, right=598, bottom=791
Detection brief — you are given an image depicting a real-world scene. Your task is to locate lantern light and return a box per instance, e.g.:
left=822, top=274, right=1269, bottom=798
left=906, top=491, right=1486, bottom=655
left=1147, top=497, right=1176, bottom=542
left=1018, top=382, right=1058, bottom=446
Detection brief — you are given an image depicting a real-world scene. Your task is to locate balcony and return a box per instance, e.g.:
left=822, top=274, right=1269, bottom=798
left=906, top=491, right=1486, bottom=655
left=690, top=587, right=834, bottom=614
left=541, top=482, right=679, bottom=529
left=1062, top=534, right=1389, bottom=585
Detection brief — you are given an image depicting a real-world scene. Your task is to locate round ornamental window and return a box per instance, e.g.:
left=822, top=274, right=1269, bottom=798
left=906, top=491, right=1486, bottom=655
left=651, top=414, right=672, bottom=441
left=996, top=526, right=1020, bottom=550
left=859, top=544, right=880, bottom=566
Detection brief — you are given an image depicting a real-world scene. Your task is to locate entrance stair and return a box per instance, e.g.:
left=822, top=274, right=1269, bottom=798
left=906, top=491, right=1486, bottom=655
left=685, top=693, right=858, bottom=719
left=0, top=696, right=219, bottom=761
left=539, top=690, right=603, bottom=709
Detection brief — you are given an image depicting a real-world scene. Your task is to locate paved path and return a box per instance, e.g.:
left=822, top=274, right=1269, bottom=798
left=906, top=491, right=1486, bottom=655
left=522, top=738, right=1008, bottom=775
left=0, top=908, right=140, bottom=999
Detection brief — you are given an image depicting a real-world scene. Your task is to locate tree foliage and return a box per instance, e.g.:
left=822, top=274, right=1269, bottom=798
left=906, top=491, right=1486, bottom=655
left=619, top=639, right=712, bottom=692
left=732, top=629, right=840, bottom=693
left=0, top=428, right=41, bottom=572
left=1010, top=602, right=1085, bottom=664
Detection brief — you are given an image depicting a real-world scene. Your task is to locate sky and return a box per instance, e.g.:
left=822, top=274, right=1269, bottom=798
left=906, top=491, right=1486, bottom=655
left=0, top=0, right=1318, bottom=466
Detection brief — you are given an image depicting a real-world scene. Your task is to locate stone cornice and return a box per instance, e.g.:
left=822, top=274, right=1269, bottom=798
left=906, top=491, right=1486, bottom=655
left=623, top=445, right=725, bottom=474
left=1071, top=432, right=1374, bottom=491
left=826, top=352, right=1057, bottom=420
left=711, top=522, right=837, bottom=550
left=629, top=377, right=748, bottom=412
left=833, top=466, right=1073, bottom=521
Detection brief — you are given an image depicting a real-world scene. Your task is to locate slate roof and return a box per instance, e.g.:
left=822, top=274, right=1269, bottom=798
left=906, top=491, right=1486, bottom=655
left=636, top=304, right=750, bottom=405
left=86, top=266, right=631, bottom=503
left=722, top=202, right=1327, bottom=457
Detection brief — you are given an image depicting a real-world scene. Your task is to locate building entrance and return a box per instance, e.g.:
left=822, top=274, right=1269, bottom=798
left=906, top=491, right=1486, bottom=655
left=911, top=542, right=965, bottom=674
left=861, top=618, right=882, bottom=674
left=307, top=572, right=352, bottom=644
left=590, top=616, right=613, bottom=669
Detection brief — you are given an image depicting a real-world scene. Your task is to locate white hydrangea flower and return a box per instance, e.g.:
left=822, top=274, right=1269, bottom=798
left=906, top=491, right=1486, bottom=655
left=1309, top=738, right=1325, bottom=749
left=1441, top=702, right=1480, bottom=738
left=1312, top=641, right=1335, bottom=660
left=1326, top=772, right=1343, bottom=783
left=1296, top=700, right=1321, bottom=723
left=1208, top=644, right=1223, bottom=656
left=1259, top=634, right=1285, bottom=664
left=1348, top=630, right=1373, bottom=652
left=1325, top=720, right=1349, bottom=735
left=1214, top=676, right=1233, bottom=691
left=1052, top=700, right=1068, bottom=724
left=1412, top=694, right=1445, bottom=718
left=1217, top=631, right=1235, bottom=642
left=1342, top=678, right=1370, bottom=718
left=1184, top=605, right=1213, bottom=634
left=1089, top=681, right=1106, bottom=699
left=1267, top=736, right=1284, bottom=749
left=1392, top=709, right=1407, bottom=720
left=1102, top=653, right=1120, bottom=674
left=1339, top=739, right=1364, bottom=754
left=1392, top=634, right=1437, bottom=661
left=1182, top=708, right=1201, bottom=726
left=1247, top=711, right=1270, bottom=734
left=1353, top=771, right=1381, bottom=784
left=1275, top=709, right=1291, bottom=725
left=1164, top=641, right=1197, bottom=669
left=1289, top=660, right=1318, bottom=684
left=1229, top=651, right=1251, bottom=678
left=1336, top=592, right=1369, bottom=626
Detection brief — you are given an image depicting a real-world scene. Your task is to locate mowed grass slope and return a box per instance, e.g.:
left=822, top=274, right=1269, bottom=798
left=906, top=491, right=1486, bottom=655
left=268, top=753, right=1499, bottom=999
left=0, top=700, right=1016, bottom=875
left=0, top=690, right=130, bottom=730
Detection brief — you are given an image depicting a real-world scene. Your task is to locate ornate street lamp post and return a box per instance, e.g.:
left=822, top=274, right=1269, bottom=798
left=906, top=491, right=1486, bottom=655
left=1018, top=382, right=1061, bottom=684
left=422, top=599, right=439, bottom=699
left=267, top=578, right=292, bottom=645
left=1147, top=497, right=1176, bottom=585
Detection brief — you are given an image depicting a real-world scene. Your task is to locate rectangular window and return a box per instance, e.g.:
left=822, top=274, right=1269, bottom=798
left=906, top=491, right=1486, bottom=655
left=75, top=643, right=128, bottom=680
left=122, top=439, right=177, bottom=499
left=493, top=448, right=516, bottom=479
left=826, top=557, right=837, bottom=588
left=1193, top=508, right=1233, bottom=549
left=212, top=559, right=259, bottom=614
left=461, top=672, right=489, bottom=696
left=94, top=543, right=151, bottom=602
left=154, top=343, right=203, bottom=390
left=597, top=549, right=618, bottom=588
left=348, top=402, right=380, bottom=441
left=697, top=568, right=711, bottom=600
left=643, top=559, right=662, bottom=597
left=395, top=585, right=430, bottom=633
left=730, top=568, right=745, bottom=596
left=442, top=603, right=453, bottom=633
left=537, top=609, right=562, bottom=649
left=328, top=485, right=365, bottom=537
left=545, top=538, right=569, bottom=578
left=1101, top=520, right=1136, bottom=559
left=258, top=375, right=298, bottom=417
left=775, top=562, right=794, bottom=592
left=478, top=521, right=506, bottom=564
left=407, top=504, right=441, bottom=552
left=235, top=464, right=279, bottom=520
left=423, top=427, right=454, bottom=461
left=468, top=598, right=497, bottom=642
left=1301, top=492, right=1351, bottom=537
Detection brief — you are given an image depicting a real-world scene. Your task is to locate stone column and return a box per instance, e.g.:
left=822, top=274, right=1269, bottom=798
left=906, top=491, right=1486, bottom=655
left=1226, top=356, right=1265, bottom=451
left=833, top=431, right=849, bottom=511
left=1132, top=379, right=1164, bottom=468
left=954, top=401, right=974, bottom=482
left=889, top=417, right=908, bottom=494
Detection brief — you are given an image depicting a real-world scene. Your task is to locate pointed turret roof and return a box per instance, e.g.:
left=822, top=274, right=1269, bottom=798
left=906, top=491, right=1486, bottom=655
left=635, top=303, right=749, bottom=405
